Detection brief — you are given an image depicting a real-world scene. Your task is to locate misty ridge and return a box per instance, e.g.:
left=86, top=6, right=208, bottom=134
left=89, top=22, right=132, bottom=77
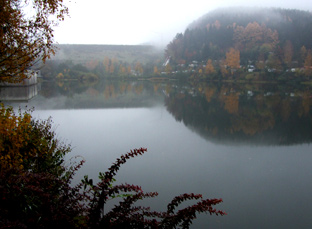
left=166, top=7, right=312, bottom=69
left=188, top=7, right=308, bottom=28
left=41, top=7, right=312, bottom=81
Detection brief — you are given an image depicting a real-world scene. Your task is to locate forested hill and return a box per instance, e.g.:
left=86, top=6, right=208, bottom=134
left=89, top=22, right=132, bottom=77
left=166, top=7, right=312, bottom=71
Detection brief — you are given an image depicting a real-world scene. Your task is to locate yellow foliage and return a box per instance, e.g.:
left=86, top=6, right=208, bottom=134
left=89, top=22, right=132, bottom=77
left=154, top=66, right=159, bottom=75
left=56, top=72, right=64, bottom=79
left=109, top=64, right=115, bottom=74
left=0, top=0, right=68, bottom=82
left=223, top=94, right=239, bottom=114
left=0, top=104, right=70, bottom=173
left=204, top=87, right=215, bottom=102
left=205, top=59, right=215, bottom=74
left=283, top=40, right=293, bottom=66
left=119, top=64, right=126, bottom=75
left=304, top=50, right=312, bottom=75
left=0, top=105, right=32, bottom=170
left=135, top=62, right=144, bottom=75
left=127, top=66, right=132, bottom=75
left=233, top=22, right=278, bottom=51
left=225, top=48, right=240, bottom=69
left=219, top=60, right=229, bottom=77
left=165, top=64, right=172, bottom=73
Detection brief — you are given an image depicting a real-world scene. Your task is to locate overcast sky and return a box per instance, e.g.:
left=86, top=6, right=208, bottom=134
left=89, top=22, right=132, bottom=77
left=53, top=0, right=312, bottom=46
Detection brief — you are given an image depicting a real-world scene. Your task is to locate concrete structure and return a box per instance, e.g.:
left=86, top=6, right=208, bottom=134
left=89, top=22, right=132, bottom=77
left=0, top=71, right=39, bottom=102
left=0, top=84, right=38, bottom=102
left=0, top=70, right=39, bottom=87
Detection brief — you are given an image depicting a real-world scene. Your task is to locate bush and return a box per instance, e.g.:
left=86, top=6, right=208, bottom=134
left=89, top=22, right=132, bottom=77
left=0, top=104, right=70, bottom=174
left=0, top=104, right=85, bottom=227
left=0, top=104, right=226, bottom=228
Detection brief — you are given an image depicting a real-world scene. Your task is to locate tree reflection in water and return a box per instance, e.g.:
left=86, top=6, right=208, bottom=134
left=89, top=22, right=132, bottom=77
left=164, top=82, right=312, bottom=145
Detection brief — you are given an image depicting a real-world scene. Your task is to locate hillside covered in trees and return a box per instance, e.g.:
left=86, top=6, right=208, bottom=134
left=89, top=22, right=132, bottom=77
left=165, top=7, right=312, bottom=79
left=40, top=8, right=312, bottom=82
left=40, top=45, right=165, bottom=81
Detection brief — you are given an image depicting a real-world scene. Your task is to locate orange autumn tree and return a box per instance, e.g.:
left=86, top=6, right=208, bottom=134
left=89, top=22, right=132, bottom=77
left=233, top=22, right=278, bottom=51
left=304, top=50, right=312, bottom=75
left=154, top=66, right=160, bottom=75
left=0, top=0, right=68, bottom=83
left=225, top=48, right=240, bottom=69
left=300, top=46, right=307, bottom=65
left=205, top=59, right=215, bottom=74
left=135, top=62, right=144, bottom=75
left=119, top=64, right=127, bottom=76
left=283, top=40, right=294, bottom=67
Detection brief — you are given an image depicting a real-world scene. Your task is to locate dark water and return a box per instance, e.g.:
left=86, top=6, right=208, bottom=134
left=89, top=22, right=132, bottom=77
left=2, top=80, right=312, bottom=228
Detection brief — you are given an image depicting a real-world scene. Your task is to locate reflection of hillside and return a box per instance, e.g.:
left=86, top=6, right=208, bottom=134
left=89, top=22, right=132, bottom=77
left=10, top=81, right=165, bottom=109
left=5, top=80, right=312, bottom=145
left=165, top=83, right=312, bottom=145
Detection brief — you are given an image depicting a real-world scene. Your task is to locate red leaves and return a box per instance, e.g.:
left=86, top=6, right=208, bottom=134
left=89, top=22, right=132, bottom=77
left=88, top=148, right=148, bottom=226
left=167, top=193, right=203, bottom=214
left=2, top=146, right=225, bottom=228
left=162, top=194, right=226, bottom=228
left=108, top=184, right=143, bottom=196
left=106, top=147, right=147, bottom=180
left=88, top=148, right=226, bottom=228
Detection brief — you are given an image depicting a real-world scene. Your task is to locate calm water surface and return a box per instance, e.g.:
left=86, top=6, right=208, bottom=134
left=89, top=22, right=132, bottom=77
left=2, top=80, right=312, bottom=228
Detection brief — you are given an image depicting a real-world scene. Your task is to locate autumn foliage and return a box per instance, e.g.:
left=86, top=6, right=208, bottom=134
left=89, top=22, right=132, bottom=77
left=0, top=104, right=225, bottom=228
left=0, top=105, right=71, bottom=174
left=225, top=48, right=240, bottom=70
left=0, top=104, right=82, bottom=227
left=165, top=8, right=312, bottom=77
left=0, top=0, right=68, bottom=83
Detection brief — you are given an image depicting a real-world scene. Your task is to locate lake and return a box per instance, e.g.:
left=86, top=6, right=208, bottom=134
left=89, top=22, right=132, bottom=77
left=1, top=80, right=312, bottom=228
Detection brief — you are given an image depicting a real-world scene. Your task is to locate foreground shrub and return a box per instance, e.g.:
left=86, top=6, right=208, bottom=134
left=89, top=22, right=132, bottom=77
left=85, top=148, right=226, bottom=228
left=0, top=104, right=70, bottom=175
left=0, top=104, right=226, bottom=228
left=0, top=104, right=85, bottom=227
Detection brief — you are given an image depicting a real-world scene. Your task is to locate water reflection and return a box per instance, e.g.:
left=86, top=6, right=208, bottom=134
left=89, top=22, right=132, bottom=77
left=25, top=80, right=163, bottom=109
left=1, top=80, right=312, bottom=228
left=164, top=82, right=312, bottom=145
left=2, top=80, right=312, bottom=146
